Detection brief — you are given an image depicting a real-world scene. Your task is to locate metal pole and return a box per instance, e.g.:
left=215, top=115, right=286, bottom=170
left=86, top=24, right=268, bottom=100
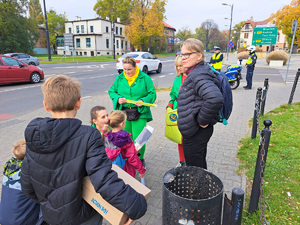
left=43, top=0, right=51, bottom=61
left=251, top=87, right=262, bottom=139
left=249, top=119, right=272, bottom=213
left=230, top=188, right=244, bottom=225
left=288, top=68, right=300, bottom=104
left=285, top=20, right=298, bottom=83
left=260, top=78, right=269, bottom=116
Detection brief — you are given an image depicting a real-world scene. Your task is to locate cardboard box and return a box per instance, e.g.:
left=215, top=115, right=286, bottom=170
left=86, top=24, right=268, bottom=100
left=82, top=164, right=151, bottom=225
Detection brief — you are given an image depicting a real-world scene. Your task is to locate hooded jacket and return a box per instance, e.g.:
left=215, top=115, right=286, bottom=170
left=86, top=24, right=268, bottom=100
left=177, top=62, right=224, bottom=138
left=21, top=118, right=147, bottom=225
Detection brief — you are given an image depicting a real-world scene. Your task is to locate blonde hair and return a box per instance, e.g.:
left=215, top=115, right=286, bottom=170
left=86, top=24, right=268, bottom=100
left=12, top=139, right=26, bottom=160
left=174, top=56, right=183, bottom=74
left=181, top=38, right=205, bottom=62
left=102, top=110, right=127, bottom=133
left=90, top=106, right=106, bottom=125
left=122, top=56, right=137, bottom=67
left=41, top=75, right=81, bottom=112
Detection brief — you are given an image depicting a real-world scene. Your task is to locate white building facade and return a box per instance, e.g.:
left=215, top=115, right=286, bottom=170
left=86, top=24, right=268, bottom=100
left=58, top=17, right=130, bottom=56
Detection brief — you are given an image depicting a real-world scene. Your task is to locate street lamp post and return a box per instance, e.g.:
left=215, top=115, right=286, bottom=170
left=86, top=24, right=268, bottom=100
left=43, top=0, right=51, bottom=61
left=222, top=3, right=233, bottom=60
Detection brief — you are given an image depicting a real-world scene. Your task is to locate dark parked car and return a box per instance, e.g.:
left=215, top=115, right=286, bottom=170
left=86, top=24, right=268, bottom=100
left=0, top=55, right=44, bottom=84
left=5, top=53, right=40, bottom=66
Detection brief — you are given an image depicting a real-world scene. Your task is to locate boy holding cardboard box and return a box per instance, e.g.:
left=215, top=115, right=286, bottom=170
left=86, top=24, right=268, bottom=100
left=21, top=75, right=147, bottom=225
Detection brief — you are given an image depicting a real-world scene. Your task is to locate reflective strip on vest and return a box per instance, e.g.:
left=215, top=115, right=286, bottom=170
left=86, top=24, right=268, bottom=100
left=212, top=53, right=223, bottom=69
left=246, top=56, right=253, bottom=65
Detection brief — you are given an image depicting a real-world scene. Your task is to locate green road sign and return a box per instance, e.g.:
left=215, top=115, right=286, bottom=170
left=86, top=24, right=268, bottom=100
left=252, top=27, right=278, bottom=45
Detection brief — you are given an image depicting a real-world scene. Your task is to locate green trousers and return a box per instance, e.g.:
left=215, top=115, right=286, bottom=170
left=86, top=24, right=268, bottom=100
left=124, top=118, right=147, bottom=159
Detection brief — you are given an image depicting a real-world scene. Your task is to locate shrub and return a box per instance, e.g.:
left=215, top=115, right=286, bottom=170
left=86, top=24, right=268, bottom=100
left=237, top=47, right=247, bottom=53
left=266, top=50, right=289, bottom=65
left=237, top=51, right=249, bottom=59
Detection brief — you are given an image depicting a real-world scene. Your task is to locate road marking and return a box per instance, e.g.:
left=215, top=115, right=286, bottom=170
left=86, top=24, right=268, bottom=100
left=64, top=72, right=76, bottom=74
left=159, top=75, right=166, bottom=78
left=0, top=85, right=41, bottom=93
left=45, top=74, right=56, bottom=76
left=87, top=70, right=93, bottom=72
left=82, top=96, right=92, bottom=99
left=0, top=114, right=15, bottom=122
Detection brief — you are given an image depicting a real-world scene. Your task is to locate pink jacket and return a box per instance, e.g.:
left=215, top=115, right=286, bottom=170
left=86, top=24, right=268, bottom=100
left=105, top=137, right=145, bottom=177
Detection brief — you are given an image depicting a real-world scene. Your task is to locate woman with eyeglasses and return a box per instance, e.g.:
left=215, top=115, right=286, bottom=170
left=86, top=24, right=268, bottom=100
left=108, top=56, right=157, bottom=168
left=177, top=38, right=224, bottom=169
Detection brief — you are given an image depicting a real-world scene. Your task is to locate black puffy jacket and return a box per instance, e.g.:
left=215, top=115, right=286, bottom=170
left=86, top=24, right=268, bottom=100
left=177, top=62, right=224, bottom=138
left=21, top=118, right=147, bottom=225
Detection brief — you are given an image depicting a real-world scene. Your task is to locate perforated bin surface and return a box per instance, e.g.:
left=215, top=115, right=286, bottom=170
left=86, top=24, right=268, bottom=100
left=162, top=166, right=223, bottom=225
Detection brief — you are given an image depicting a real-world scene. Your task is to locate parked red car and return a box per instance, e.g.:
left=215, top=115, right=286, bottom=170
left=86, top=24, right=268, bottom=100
left=0, top=55, right=44, bottom=84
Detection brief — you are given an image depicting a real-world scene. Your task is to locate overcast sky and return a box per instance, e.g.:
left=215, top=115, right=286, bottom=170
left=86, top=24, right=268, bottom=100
left=43, top=0, right=291, bottom=32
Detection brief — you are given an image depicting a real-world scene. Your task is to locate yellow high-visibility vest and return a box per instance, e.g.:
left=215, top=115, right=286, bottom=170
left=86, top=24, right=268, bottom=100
left=212, top=53, right=223, bottom=69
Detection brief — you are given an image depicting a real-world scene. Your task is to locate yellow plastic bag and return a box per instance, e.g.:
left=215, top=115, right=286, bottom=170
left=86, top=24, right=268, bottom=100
left=165, top=108, right=182, bottom=144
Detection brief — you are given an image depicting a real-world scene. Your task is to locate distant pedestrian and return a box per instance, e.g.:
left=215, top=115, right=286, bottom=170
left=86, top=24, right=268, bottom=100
left=102, top=110, right=146, bottom=178
left=244, top=45, right=257, bottom=90
left=0, top=140, right=42, bottom=225
left=21, top=75, right=147, bottom=225
left=166, top=56, right=187, bottom=166
left=210, top=46, right=223, bottom=72
left=108, top=56, right=157, bottom=169
left=177, top=38, right=224, bottom=169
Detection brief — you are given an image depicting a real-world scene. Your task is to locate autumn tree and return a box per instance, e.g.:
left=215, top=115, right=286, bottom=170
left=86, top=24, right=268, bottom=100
left=201, top=19, right=219, bottom=51
left=29, top=0, right=44, bottom=24
left=44, top=9, right=67, bottom=51
left=175, top=27, right=193, bottom=42
left=270, top=0, right=300, bottom=47
left=94, top=0, right=136, bottom=24
left=231, top=21, right=245, bottom=50
left=0, top=0, right=39, bottom=53
left=125, top=0, right=166, bottom=51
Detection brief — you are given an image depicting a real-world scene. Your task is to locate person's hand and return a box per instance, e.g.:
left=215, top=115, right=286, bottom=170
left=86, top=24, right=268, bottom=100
left=200, top=124, right=208, bottom=128
left=139, top=173, right=145, bottom=178
left=118, top=98, right=127, bottom=104
left=135, top=100, right=143, bottom=107
left=124, top=218, right=134, bottom=225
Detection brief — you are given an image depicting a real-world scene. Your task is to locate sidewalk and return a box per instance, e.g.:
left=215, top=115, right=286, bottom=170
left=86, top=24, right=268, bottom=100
left=0, top=80, right=300, bottom=224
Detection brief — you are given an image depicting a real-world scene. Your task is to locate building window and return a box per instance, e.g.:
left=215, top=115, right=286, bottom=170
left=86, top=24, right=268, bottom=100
left=121, top=40, right=124, bottom=49
left=57, top=40, right=60, bottom=46
left=90, top=26, right=94, bottom=33
left=120, top=28, right=123, bottom=35
left=86, top=38, right=91, bottom=48
left=245, top=24, right=250, bottom=29
left=76, top=26, right=79, bottom=33
left=76, top=38, right=80, bottom=47
left=81, top=25, right=84, bottom=33
left=125, top=41, right=127, bottom=50
left=116, top=27, right=118, bottom=35
left=277, top=32, right=280, bottom=42
left=106, top=26, right=109, bottom=33
left=244, top=33, right=249, bottom=39
left=84, top=52, right=87, bottom=56
left=69, top=28, right=72, bottom=33
left=116, top=40, right=119, bottom=49
left=106, top=39, right=109, bottom=48
left=61, top=40, right=64, bottom=46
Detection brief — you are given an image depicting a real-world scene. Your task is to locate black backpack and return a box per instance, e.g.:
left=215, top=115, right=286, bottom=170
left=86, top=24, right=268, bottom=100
left=210, top=67, right=233, bottom=125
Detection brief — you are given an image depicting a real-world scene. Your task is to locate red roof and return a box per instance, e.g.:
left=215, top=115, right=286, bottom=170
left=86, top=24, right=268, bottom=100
left=163, top=22, right=176, bottom=31
left=245, top=19, right=269, bottom=28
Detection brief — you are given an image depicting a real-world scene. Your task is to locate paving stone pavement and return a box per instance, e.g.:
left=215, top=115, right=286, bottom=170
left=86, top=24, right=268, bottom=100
left=0, top=79, right=299, bottom=225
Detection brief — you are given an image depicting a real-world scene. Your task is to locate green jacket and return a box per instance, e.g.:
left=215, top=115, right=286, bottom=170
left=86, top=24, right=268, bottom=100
left=108, top=70, right=157, bottom=122
left=167, top=74, right=184, bottom=109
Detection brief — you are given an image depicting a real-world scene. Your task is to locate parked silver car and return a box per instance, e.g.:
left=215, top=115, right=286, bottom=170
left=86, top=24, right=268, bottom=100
left=5, top=53, right=40, bottom=66
left=116, top=52, right=162, bottom=74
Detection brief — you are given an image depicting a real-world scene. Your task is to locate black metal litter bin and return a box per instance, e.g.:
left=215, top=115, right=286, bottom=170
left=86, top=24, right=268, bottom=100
left=162, top=166, right=223, bottom=225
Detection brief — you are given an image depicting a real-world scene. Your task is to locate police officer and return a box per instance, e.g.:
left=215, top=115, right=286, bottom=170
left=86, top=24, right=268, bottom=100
left=244, top=45, right=257, bottom=90
left=210, top=46, right=223, bottom=72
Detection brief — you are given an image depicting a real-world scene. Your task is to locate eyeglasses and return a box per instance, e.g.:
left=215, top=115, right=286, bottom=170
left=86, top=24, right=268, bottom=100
left=180, top=52, right=199, bottom=58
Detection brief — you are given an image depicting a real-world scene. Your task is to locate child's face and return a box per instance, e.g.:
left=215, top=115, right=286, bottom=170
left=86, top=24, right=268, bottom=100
left=93, top=110, right=108, bottom=131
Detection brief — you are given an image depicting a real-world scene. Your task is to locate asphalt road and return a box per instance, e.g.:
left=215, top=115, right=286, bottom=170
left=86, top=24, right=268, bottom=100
left=0, top=55, right=288, bottom=120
